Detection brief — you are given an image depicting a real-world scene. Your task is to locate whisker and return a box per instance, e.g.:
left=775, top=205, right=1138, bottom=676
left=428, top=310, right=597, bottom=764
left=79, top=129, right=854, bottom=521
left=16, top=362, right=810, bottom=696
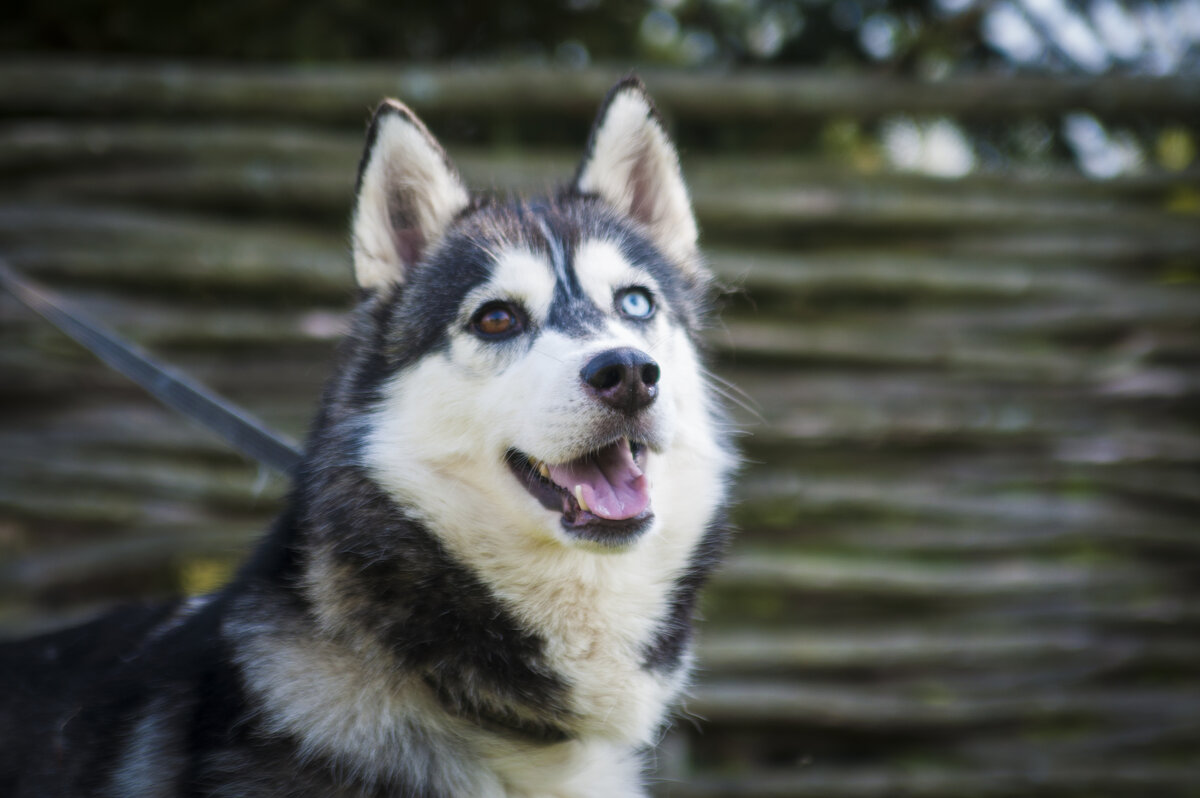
left=702, top=368, right=763, bottom=422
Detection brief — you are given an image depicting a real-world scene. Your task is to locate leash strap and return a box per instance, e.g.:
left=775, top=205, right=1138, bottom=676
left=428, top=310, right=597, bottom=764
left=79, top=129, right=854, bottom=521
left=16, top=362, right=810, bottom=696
left=0, top=258, right=302, bottom=475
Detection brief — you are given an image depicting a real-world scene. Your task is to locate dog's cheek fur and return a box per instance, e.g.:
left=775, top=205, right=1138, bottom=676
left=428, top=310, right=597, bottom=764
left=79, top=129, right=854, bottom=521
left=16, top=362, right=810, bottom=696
left=649, top=326, right=734, bottom=530
left=363, top=351, right=540, bottom=541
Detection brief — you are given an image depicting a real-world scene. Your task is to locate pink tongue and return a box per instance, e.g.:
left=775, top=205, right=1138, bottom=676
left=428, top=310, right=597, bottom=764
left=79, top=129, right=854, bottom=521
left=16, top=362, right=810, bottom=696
left=546, top=439, right=649, bottom=521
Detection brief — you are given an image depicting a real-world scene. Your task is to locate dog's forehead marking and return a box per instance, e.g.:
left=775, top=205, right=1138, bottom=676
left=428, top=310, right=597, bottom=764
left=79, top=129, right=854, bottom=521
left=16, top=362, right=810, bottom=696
left=535, top=215, right=571, bottom=294
left=471, top=246, right=557, bottom=321
left=574, top=239, right=655, bottom=308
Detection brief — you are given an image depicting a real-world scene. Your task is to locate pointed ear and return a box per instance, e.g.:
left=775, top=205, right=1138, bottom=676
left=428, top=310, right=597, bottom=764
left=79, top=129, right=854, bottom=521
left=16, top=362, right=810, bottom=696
left=574, top=77, right=701, bottom=272
left=351, top=100, right=470, bottom=291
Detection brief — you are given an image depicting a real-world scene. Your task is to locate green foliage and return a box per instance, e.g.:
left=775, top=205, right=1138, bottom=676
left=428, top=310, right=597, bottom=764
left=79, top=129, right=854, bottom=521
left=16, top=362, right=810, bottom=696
left=2, top=0, right=978, bottom=70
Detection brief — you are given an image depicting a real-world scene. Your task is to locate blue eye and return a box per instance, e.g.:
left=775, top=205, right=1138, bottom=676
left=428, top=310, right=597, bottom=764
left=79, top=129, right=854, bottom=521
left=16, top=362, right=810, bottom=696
left=617, top=288, right=655, bottom=320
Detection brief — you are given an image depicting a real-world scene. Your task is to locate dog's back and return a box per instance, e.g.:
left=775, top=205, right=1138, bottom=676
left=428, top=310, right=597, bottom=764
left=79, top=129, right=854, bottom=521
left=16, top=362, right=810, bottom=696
left=0, top=528, right=374, bottom=797
left=1, top=600, right=206, bottom=795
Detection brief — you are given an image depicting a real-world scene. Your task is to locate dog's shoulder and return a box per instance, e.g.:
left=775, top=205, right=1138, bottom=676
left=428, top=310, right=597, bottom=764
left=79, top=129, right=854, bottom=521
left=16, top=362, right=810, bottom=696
left=1, top=600, right=185, bottom=719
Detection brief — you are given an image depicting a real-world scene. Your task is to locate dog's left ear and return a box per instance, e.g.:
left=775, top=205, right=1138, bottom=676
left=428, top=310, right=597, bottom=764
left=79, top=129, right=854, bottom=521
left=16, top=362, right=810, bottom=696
left=574, top=77, right=701, bottom=273
left=351, top=100, right=470, bottom=291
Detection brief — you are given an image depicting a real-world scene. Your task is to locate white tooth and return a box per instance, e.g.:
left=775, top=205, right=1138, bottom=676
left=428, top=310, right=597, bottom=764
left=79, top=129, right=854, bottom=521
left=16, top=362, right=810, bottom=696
left=574, top=485, right=590, bottom=513
left=538, top=462, right=550, bottom=480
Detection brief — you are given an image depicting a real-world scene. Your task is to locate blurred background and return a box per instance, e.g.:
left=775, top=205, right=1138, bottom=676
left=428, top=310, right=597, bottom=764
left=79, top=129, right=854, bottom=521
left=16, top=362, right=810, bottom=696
left=2, top=1, right=1199, bottom=795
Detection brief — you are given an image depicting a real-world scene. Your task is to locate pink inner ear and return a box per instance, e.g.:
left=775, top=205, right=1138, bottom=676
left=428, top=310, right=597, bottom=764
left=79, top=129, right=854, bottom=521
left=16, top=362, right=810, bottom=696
left=628, top=150, right=659, bottom=229
left=390, top=226, right=426, bottom=270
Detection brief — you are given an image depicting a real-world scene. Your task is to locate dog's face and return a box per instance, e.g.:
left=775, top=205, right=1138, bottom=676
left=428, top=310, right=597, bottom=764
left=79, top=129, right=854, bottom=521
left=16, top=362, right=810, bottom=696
left=350, top=81, right=729, bottom=556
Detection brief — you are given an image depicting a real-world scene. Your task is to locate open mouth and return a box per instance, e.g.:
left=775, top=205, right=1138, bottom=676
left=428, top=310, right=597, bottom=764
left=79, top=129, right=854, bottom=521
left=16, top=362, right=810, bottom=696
left=506, top=437, right=654, bottom=545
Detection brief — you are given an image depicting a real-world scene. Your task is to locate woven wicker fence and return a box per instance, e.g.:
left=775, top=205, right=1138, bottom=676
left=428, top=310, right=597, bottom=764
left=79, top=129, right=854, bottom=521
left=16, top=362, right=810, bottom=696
left=1, top=61, right=1199, bottom=796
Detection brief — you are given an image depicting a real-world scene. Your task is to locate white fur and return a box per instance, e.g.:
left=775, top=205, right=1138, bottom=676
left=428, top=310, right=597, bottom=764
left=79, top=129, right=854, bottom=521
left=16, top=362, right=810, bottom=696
left=486, top=739, right=648, bottom=797
left=351, top=103, right=469, bottom=290
left=481, top=248, right=559, bottom=323
left=363, top=240, right=733, bottom=751
left=575, top=90, right=700, bottom=271
left=573, top=239, right=658, bottom=314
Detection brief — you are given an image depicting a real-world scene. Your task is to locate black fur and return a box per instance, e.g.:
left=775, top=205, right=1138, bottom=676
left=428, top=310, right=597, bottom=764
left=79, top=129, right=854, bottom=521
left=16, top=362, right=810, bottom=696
left=641, top=513, right=731, bottom=672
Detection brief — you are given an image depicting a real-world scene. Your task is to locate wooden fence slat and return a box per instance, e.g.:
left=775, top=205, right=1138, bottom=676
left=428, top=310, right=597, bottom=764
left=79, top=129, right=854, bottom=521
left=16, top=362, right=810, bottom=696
left=4, top=121, right=1197, bottom=198
left=665, top=766, right=1200, bottom=798
left=696, top=630, right=1200, bottom=670
left=6, top=161, right=1198, bottom=236
left=687, top=681, right=1200, bottom=727
left=717, top=553, right=1145, bottom=596
left=1, top=61, right=1198, bottom=122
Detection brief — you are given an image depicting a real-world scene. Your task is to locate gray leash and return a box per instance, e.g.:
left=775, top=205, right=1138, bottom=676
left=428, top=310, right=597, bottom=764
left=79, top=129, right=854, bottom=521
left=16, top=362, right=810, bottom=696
left=0, top=257, right=303, bottom=475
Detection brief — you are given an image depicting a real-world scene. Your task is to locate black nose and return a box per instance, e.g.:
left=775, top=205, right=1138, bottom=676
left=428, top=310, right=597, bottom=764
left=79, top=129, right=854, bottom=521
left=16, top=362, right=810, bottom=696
left=581, top=347, right=660, bottom=415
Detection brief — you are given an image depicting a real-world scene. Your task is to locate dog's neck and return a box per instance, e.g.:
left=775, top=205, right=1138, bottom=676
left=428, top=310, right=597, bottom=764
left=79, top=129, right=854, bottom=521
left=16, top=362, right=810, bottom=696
left=225, top=582, right=650, bottom=797
left=225, top=456, right=667, bottom=796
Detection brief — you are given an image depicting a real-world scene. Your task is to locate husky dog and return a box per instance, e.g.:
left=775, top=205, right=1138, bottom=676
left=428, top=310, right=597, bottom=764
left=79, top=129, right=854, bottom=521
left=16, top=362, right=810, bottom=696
left=0, top=77, right=734, bottom=797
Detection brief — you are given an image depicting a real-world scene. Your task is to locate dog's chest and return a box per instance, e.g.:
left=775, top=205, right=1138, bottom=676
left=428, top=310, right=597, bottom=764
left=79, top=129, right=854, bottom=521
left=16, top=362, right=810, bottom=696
left=490, top=548, right=688, bottom=743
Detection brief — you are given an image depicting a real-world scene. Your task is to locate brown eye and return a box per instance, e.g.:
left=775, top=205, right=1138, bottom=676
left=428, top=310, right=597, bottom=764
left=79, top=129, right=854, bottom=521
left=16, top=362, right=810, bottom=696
left=471, top=303, right=524, bottom=339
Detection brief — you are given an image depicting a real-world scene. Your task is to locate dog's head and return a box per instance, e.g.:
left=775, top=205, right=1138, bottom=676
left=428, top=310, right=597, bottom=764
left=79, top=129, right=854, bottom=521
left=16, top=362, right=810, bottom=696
left=347, top=78, right=732, bottom=555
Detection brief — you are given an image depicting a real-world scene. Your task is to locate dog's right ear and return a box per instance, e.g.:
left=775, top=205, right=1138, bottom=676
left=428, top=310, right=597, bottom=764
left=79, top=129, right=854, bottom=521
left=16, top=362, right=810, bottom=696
left=574, top=77, right=700, bottom=274
left=351, top=101, right=469, bottom=291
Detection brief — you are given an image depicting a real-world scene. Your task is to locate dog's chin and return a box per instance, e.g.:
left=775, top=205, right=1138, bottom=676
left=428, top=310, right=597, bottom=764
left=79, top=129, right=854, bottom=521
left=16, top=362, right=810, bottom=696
left=559, top=510, right=655, bottom=550
left=505, top=438, right=655, bottom=550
